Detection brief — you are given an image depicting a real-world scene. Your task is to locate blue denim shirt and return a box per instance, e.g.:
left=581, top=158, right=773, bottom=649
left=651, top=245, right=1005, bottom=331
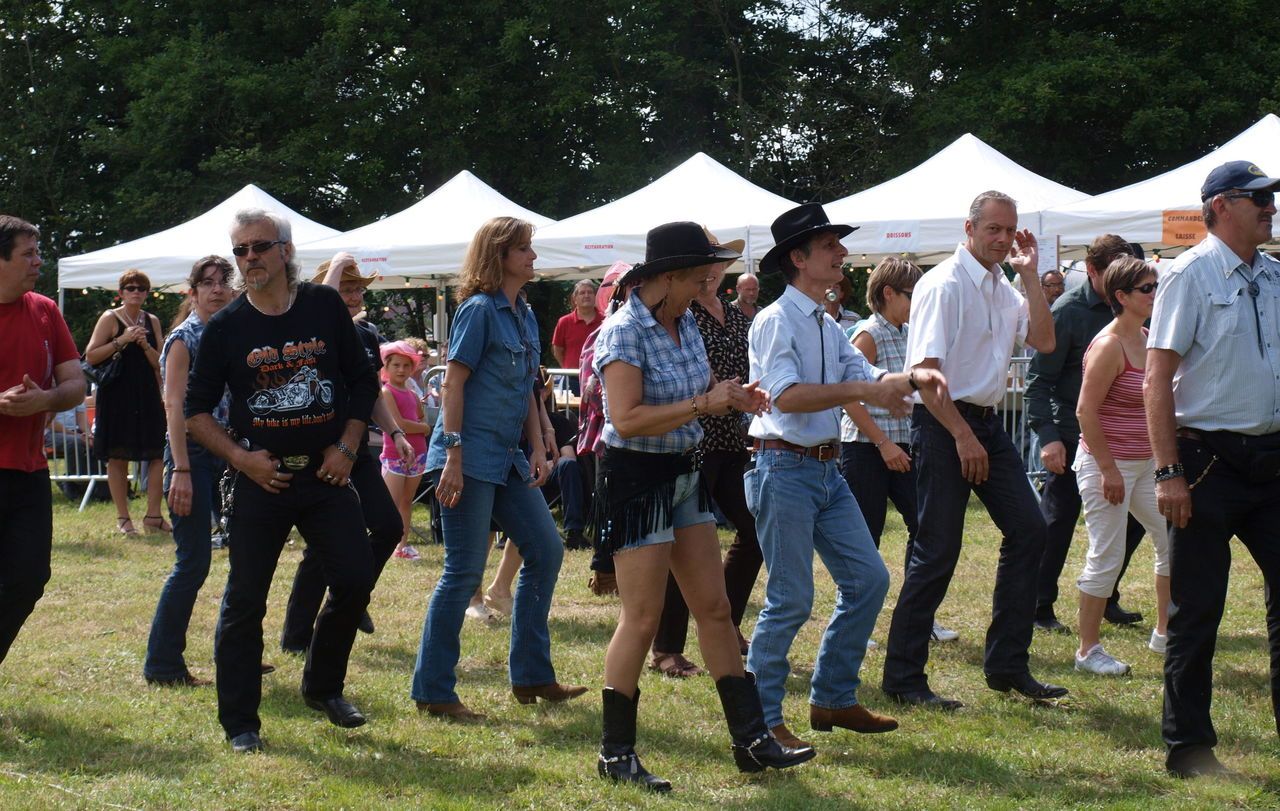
left=426, top=289, right=539, bottom=484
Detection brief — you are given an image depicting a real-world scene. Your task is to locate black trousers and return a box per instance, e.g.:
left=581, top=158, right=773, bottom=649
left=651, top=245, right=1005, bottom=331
left=215, top=470, right=374, bottom=738
left=840, top=440, right=918, bottom=570
left=0, top=469, right=52, bottom=666
left=883, top=406, right=1047, bottom=694
left=651, top=449, right=762, bottom=653
left=1163, top=435, right=1280, bottom=757
left=280, top=451, right=401, bottom=651
left=1035, top=439, right=1144, bottom=619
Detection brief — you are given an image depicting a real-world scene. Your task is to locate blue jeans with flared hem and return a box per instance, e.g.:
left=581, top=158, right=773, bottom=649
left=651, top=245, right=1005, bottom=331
left=410, top=466, right=565, bottom=705
left=744, top=450, right=890, bottom=729
left=143, top=447, right=221, bottom=680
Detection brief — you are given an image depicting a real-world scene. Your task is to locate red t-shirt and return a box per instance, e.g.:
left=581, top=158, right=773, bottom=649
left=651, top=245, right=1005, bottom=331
left=551, top=309, right=603, bottom=369
left=0, top=292, right=80, bottom=472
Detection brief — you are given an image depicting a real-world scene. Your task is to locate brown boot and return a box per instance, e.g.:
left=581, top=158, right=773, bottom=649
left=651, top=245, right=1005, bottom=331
left=417, top=701, right=486, bottom=722
left=588, top=571, right=618, bottom=596
left=770, top=723, right=811, bottom=749
left=810, top=703, right=898, bottom=734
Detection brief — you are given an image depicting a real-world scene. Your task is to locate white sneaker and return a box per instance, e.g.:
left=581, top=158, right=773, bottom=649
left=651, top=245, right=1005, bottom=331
left=1074, top=643, right=1131, bottom=676
left=1149, top=629, right=1168, bottom=654
left=931, top=621, right=959, bottom=642
left=465, top=603, right=495, bottom=623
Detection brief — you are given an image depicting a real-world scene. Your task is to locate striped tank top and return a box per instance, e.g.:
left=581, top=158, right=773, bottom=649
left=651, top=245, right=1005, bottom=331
left=1080, top=334, right=1150, bottom=460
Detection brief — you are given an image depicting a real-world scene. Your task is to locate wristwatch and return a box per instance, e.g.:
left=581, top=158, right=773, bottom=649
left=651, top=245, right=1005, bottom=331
left=442, top=431, right=463, bottom=449
left=390, top=428, right=406, bottom=440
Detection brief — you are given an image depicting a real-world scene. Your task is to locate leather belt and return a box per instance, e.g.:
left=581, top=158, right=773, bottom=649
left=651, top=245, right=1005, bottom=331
left=752, top=439, right=838, bottom=462
left=953, top=400, right=996, bottom=420
left=1175, top=428, right=1202, bottom=441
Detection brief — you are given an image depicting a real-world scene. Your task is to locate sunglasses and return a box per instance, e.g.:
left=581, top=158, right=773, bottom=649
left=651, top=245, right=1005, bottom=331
left=1123, top=281, right=1158, bottom=295
left=121, top=284, right=149, bottom=293
left=231, top=240, right=285, bottom=257
left=895, top=288, right=914, bottom=299
left=1222, top=190, right=1276, bottom=208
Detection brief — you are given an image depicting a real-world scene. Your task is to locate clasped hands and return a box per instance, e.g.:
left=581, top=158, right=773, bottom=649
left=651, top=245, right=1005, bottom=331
left=700, top=377, right=770, bottom=416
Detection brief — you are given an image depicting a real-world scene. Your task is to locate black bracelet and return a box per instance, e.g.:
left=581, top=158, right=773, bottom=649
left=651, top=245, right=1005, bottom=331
left=908, top=371, right=919, bottom=391
left=335, top=441, right=358, bottom=462
left=390, top=429, right=406, bottom=439
left=1153, top=462, right=1185, bottom=483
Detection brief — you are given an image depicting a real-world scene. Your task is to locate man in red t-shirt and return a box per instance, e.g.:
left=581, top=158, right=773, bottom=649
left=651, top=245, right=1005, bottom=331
left=0, top=215, right=84, bottom=667
left=550, top=279, right=602, bottom=393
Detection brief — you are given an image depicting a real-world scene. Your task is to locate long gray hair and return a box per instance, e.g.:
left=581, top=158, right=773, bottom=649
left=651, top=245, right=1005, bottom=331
left=230, top=208, right=300, bottom=292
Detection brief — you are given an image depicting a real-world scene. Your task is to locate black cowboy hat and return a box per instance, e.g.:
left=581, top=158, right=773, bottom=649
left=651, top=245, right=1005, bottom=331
left=618, top=221, right=742, bottom=286
left=760, top=203, right=858, bottom=275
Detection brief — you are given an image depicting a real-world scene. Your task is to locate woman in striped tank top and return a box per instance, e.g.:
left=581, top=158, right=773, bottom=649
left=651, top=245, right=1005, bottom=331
left=1072, top=257, right=1171, bottom=676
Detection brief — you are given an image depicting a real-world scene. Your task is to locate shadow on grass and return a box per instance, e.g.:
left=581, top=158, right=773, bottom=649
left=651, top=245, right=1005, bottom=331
left=53, top=539, right=129, bottom=560
left=0, top=707, right=205, bottom=777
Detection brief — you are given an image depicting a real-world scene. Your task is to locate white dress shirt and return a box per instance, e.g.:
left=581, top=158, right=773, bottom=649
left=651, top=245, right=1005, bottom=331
left=905, top=243, right=1029, bottom=408
left=748, top=285, right=884, bottom=446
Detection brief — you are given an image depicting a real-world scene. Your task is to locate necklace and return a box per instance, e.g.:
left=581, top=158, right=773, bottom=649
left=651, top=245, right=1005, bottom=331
left=119, top=306, right=143, bottom=328
left=245, top=287, right=298, bottom=317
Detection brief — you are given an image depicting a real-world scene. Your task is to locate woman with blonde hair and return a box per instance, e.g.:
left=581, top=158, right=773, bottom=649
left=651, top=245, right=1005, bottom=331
left=83, top=269, right=167, bottom=536
left=410, top=217, right=583, bottom=721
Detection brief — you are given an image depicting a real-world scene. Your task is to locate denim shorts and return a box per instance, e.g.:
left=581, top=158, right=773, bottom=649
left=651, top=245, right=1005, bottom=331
left=617, top=471, right=715, bottom=553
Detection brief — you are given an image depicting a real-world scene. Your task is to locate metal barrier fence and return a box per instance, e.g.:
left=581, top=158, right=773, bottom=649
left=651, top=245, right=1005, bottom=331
left=45, top=422, right=111, bottom=511
left=1001, top=355, right=1046, bottom=489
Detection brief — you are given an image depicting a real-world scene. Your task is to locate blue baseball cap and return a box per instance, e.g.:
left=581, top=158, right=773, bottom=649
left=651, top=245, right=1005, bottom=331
left=1200, top=160, right=1280, bottom=201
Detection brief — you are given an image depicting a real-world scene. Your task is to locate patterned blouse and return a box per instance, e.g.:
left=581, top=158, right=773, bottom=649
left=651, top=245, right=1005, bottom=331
left=690, top=295, right=751, bottom=453
left=594, top=288, right=710, bottom=454
left=161, top=312, right=230, bottom=427
left=840, top=312, right=910, bottom=445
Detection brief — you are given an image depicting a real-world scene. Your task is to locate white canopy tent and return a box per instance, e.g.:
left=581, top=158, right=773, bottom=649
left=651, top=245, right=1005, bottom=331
left=294, top=170, right=554, bottom=287
left=57, top=184, right=339, bottom=291
left=825, top=133, right=1090, bottom=265
left=532, top=152, right=797, bottom=275
left=1041, top=114, right=1280, bottom=252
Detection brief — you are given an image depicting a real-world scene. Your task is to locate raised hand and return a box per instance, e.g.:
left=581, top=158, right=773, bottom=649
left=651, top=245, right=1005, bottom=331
left=1008, top=229, right=1039, bottom=276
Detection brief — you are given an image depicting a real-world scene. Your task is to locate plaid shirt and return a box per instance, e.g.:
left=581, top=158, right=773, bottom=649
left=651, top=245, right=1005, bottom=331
left=595, top=289, right=710, bottom=453
left=841, top=313, right=910, bottom=444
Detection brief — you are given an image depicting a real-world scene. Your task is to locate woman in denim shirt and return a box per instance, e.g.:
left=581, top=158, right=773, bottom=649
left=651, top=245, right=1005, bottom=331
left=410, top=217, right=584, bottom=721
left=143, top=255, right=234, bottom=685
left=592, top=222, right=811, bottom=792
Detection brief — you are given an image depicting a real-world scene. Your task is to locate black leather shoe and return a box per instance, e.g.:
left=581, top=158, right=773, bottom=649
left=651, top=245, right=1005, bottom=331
left=358, top=611, right=375, bottom=635
left=1104, top=602, right=1143, bottom=625
left=1166, top=746, right=1238, bottom=779
left=304, top=695, right=367, bottom=728
left=1034, top=617, right=1069, bottom=634
left=884, top=689, right=963, bottom=711
left=986, top=672, right=1069, bottom=700
left=229, top=731, right=263, bottom=753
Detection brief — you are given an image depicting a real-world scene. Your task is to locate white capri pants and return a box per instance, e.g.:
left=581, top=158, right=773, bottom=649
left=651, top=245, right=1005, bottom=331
left=1074, top=448, right=1171, bottom=598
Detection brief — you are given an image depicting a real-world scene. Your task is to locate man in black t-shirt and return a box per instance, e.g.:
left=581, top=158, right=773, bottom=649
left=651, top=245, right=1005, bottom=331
left=186, top=209, right=380, bottom=753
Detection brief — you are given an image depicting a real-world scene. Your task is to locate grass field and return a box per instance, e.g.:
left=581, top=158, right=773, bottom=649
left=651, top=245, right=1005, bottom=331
left=0, top=491, right=1277, bottom=809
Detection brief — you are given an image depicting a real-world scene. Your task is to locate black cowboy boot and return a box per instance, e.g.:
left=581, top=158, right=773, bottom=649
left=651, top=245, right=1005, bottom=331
left=715, top=672, right=817, bottom=773
left=598, top=687, right=671, bottom=792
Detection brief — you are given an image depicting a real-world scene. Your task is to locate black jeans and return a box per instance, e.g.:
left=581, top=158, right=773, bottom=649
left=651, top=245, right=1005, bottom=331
left=1035, top=439, right=1144, bottom=619
left=840, top=440, right=918, bottom=570
left=0, top=469, right=52, bottom=666
left=216, top=470, right=375, bottom=738
left=651, top=449, right=761, bottom=653
left=883, top=406, right=1048, bottom=694
left=280, top=450, right=401, bottom=651
left=1163, top=435, right=1280, bottom=758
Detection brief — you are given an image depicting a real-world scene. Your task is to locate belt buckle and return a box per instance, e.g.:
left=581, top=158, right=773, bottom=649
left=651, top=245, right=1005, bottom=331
left=816, top=444, right=836, bottom=462
left=282, top=455, right=310, bottom=471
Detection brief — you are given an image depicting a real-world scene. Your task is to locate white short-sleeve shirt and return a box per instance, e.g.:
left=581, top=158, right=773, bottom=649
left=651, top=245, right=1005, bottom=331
left=905, top=244, right=1030, bottom=408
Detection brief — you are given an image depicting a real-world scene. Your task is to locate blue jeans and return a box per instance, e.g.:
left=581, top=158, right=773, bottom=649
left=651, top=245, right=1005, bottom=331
left=744, top=450, right=890, bottom=728
left=144, top=447, right=222, bottom=680
left=547, top=456, right=585, bottom=532
left=410, top=466, right=565, bottom=704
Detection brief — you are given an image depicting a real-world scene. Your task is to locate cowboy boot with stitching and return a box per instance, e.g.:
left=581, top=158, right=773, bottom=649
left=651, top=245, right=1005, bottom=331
left=598, top=687, right=671, bottom=792
left=715, top=672, right=817, bottom=773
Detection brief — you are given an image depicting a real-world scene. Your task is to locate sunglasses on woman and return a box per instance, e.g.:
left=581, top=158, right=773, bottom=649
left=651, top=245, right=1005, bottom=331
left=1123, top=281, right=1158, bottom=295
left=231, top=239, right=285, bottom=257
left=121, top=285, right=149, bottom=293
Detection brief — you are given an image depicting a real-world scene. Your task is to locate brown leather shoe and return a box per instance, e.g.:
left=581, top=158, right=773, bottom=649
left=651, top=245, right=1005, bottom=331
left=588, top=571, right=618, bottom=596
left=770, top=723, right=811, bottom=749
left=417, top=701, right=486, bottom=722
left=810, top=703, right=899, bottom=734
left=512, top=683, right=588, bottom=705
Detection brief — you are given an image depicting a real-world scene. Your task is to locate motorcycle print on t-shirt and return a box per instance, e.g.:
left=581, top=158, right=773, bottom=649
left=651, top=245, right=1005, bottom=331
left=244, top=337, right=337, bottom=428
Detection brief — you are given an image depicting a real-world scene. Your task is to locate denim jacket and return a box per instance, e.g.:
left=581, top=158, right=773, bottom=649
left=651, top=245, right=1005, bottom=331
left=426, top=289, right=540, bottom=484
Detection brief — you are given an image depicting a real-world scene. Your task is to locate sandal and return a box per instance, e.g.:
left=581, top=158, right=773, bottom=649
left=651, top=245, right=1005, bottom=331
left=117, top=516, right=139, bottom=537
left=142, top=514, right=172, bottom=534
left=649, top=652, right=705, bottom=678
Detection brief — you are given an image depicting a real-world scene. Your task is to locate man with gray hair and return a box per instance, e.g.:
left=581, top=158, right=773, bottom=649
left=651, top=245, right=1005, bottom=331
left=882, top=191, right=1065, bottom=710
left=185, top=209, right=380, bottom=752
left=551, top=278, right=601, bottom=394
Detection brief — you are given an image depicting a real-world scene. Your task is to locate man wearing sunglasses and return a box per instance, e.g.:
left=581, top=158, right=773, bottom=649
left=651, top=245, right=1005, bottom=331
left=1026, top=235, right=1149, bottom=635
left=1147, top=160, right=1280, bottom=778
left=185, top=209, right=380, bottom=752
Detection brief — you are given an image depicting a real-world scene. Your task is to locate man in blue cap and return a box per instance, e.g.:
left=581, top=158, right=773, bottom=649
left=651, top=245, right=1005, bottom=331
left=1148, top=159, right=1280, bottom=778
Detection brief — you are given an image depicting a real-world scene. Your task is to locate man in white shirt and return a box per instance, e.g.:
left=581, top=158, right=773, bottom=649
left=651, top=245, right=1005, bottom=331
left=882, top=191, right=1064, bottom=710
left=745, top=203, right=948, bottom=749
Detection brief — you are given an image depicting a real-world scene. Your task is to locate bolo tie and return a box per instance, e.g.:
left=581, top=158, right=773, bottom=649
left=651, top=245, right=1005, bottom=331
left=1247, top=279, right=1264, bottom=357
